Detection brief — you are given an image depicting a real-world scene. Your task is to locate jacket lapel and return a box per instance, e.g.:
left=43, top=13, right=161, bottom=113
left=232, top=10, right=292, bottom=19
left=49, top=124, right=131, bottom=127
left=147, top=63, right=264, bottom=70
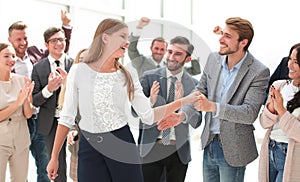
left=226, top=52, right=253, bottom=103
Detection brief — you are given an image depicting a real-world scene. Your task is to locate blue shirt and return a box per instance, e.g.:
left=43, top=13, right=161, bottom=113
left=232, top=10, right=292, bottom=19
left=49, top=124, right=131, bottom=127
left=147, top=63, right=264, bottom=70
left=210, top=52, right=247, bottom=134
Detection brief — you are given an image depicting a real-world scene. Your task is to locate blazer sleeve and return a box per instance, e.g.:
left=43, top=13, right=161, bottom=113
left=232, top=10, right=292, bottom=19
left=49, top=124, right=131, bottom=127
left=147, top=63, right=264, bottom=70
left=32, top=64, right=48, bottom=107
left=279, top=108, right=300, bottom=142
left=62, top=25, right=72, bottom=53
left=128, top=34, right=148, bottom=70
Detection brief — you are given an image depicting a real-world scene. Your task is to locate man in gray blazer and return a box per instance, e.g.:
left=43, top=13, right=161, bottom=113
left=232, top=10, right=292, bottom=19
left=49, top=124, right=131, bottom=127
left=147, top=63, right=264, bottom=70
left=139, top=36, right=201, bottom=182
left=32, top=27, right=73, bottom=182
left=192, top=17, right=270, bottom=182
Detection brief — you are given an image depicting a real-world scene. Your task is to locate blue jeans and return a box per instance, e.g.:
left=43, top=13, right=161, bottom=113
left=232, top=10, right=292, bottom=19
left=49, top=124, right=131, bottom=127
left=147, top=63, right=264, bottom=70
left=268, top=138, right=287, bottom=182
left=203, top=135, right=246, bottom=182
left=27, top=115, right=50, bottom=182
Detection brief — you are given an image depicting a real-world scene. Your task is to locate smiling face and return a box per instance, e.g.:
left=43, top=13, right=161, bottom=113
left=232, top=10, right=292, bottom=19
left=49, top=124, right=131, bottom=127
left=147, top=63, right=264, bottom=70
left=288, top=48, right=300, bottom=84
left=8, top=28, right=28, bottom=59
left=218, top=25, right=247, bottom=56
left=151, top=41, right=167, bottom=62
left=105, top=27, right=129, bottom=59
left=45, top=31, right=66, bottom=59
left=0, top=45, right=16, bottom=72
left=166, top=43, right=190, bottom=74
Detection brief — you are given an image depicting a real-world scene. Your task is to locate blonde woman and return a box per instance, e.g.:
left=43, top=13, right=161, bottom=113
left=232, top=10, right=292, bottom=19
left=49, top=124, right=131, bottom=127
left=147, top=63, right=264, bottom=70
left=47, top=18, right=198, bottom=182
left=0, top=43, right=34, bottom=182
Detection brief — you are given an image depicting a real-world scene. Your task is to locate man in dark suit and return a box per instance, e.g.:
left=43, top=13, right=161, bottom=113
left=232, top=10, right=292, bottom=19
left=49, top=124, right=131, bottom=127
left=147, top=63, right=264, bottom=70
left=8, top=10, right=72, bottom=182
left=32, top=26, right=73, bottom=182
left=139, top=36, right=201, bottom=182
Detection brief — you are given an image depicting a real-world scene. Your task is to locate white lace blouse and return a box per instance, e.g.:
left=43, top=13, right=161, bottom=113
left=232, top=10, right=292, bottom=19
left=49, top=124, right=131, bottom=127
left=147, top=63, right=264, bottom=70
left=58, top=63, right=154, bottom=133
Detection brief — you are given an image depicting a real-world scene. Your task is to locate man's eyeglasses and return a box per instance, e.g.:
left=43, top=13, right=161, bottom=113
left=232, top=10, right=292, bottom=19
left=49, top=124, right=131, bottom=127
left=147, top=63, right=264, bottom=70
left=47, top=37, right=66, bottom=44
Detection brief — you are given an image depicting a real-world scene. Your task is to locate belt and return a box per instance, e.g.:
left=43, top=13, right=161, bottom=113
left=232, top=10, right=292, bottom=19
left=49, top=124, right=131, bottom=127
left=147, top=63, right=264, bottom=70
left=157, top=139, right=176, bottom=145
left=210, top=134, right=220, bottom=141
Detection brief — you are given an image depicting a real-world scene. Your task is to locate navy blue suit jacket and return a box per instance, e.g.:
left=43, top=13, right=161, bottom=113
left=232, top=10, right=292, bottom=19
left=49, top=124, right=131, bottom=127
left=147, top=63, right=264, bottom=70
left=139, top=68, right=201, bottom=164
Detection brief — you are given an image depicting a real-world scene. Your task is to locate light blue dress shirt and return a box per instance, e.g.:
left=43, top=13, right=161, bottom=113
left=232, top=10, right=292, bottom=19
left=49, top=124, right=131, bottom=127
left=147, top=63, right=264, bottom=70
left=210, top=52, right=248, bottom=134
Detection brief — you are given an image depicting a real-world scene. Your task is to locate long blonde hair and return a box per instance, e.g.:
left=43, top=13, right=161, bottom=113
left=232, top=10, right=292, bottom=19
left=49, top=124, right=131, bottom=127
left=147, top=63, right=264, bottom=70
left=84, top=18, right=134, bottom=100
left=57, top=48, right=88, bottom=110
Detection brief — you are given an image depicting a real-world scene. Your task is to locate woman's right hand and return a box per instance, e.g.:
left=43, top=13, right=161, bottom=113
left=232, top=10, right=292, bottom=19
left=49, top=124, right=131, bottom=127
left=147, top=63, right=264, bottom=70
left=16, top=86, right=30, bottom=107
left=267, top=85, right=277, bottom=114
left=47, top=158, right=59, bottom=180
left=182, top=91, right=200, bottom=105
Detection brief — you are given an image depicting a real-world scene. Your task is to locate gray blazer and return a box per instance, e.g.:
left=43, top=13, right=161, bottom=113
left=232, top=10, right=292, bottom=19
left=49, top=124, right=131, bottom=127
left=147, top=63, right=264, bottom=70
left=32, top=56, right=73, bottom=135
left=139, top=68, right=202, bottom=164
left=197, top=52, right=270, bottom=167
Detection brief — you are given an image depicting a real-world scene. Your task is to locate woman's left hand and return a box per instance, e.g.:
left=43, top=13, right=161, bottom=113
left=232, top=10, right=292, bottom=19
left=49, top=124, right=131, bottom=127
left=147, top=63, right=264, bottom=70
left=272, top=88, right=286, bottom=116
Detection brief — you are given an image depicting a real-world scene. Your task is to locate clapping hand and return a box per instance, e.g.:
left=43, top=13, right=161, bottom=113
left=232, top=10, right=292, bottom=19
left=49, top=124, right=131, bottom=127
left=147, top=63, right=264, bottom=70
left=269, top=86, right=286, bottom=115
left=16, top=78, right=34, bottom=107
left=47, top=68, right=67, bottom=92
left=150, top=81, right=160, bottom=105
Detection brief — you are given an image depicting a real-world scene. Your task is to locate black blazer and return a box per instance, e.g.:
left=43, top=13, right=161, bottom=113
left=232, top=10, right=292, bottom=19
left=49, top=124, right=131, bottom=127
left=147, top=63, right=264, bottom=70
left=32, top=56, right=73, bottom=135
left=138, top=68, right=201, bottom=164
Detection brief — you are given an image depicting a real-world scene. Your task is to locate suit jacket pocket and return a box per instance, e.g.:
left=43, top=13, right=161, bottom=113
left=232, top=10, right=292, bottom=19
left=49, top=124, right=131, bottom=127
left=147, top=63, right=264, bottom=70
left=235, top=123, right=255, bottom=135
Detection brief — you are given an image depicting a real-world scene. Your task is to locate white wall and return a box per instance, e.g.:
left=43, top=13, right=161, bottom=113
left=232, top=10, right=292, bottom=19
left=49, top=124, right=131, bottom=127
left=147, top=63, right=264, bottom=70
left=0, top=0, right=299, bottom=73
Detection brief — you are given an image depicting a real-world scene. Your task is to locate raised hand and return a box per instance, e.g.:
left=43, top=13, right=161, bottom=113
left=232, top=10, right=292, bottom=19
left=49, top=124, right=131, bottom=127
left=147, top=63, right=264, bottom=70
left=136, top=17, right=150, bottom=29
left=157, top=112, right=181, bottom=130
left=150, top=81, right=160, bottom=105
left=61, top=9, right=71, bottom=26
left=213, top=26, right=223, bottom=35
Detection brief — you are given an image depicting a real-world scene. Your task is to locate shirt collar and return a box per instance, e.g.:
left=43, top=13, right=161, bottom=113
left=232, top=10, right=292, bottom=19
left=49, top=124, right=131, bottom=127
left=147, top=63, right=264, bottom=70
left=48, top=54, right=66, bottom=65
left=149, top=56, right=166, bottom=67
left=16, top=52, right=29, bottom=62
left=166, top=68, right=183, bottom=81
left=222, top=51, right=248, bottom=71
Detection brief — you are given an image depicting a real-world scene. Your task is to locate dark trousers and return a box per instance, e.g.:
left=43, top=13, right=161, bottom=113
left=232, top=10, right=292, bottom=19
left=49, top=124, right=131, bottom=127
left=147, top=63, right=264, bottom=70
left=27, top=115, right=50, bottom=182
left=44, top=118, right=67, bottom=182
left=78, top=125, right=144, bottom=182
left=142, top=142, right=188, bottom=182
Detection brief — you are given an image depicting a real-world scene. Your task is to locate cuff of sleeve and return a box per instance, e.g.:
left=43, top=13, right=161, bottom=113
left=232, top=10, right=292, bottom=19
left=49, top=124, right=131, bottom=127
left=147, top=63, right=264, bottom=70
left=212, top=103, right=220, bottom=118
left=62, top=24, right=72, bottom=29
left=179, top=110, right=188, bottom=124
left=149, top=98, right=154, bottom=107
left=132, top=28, right=142, bottom=37
left=42, top=85, right=53, bottom=99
